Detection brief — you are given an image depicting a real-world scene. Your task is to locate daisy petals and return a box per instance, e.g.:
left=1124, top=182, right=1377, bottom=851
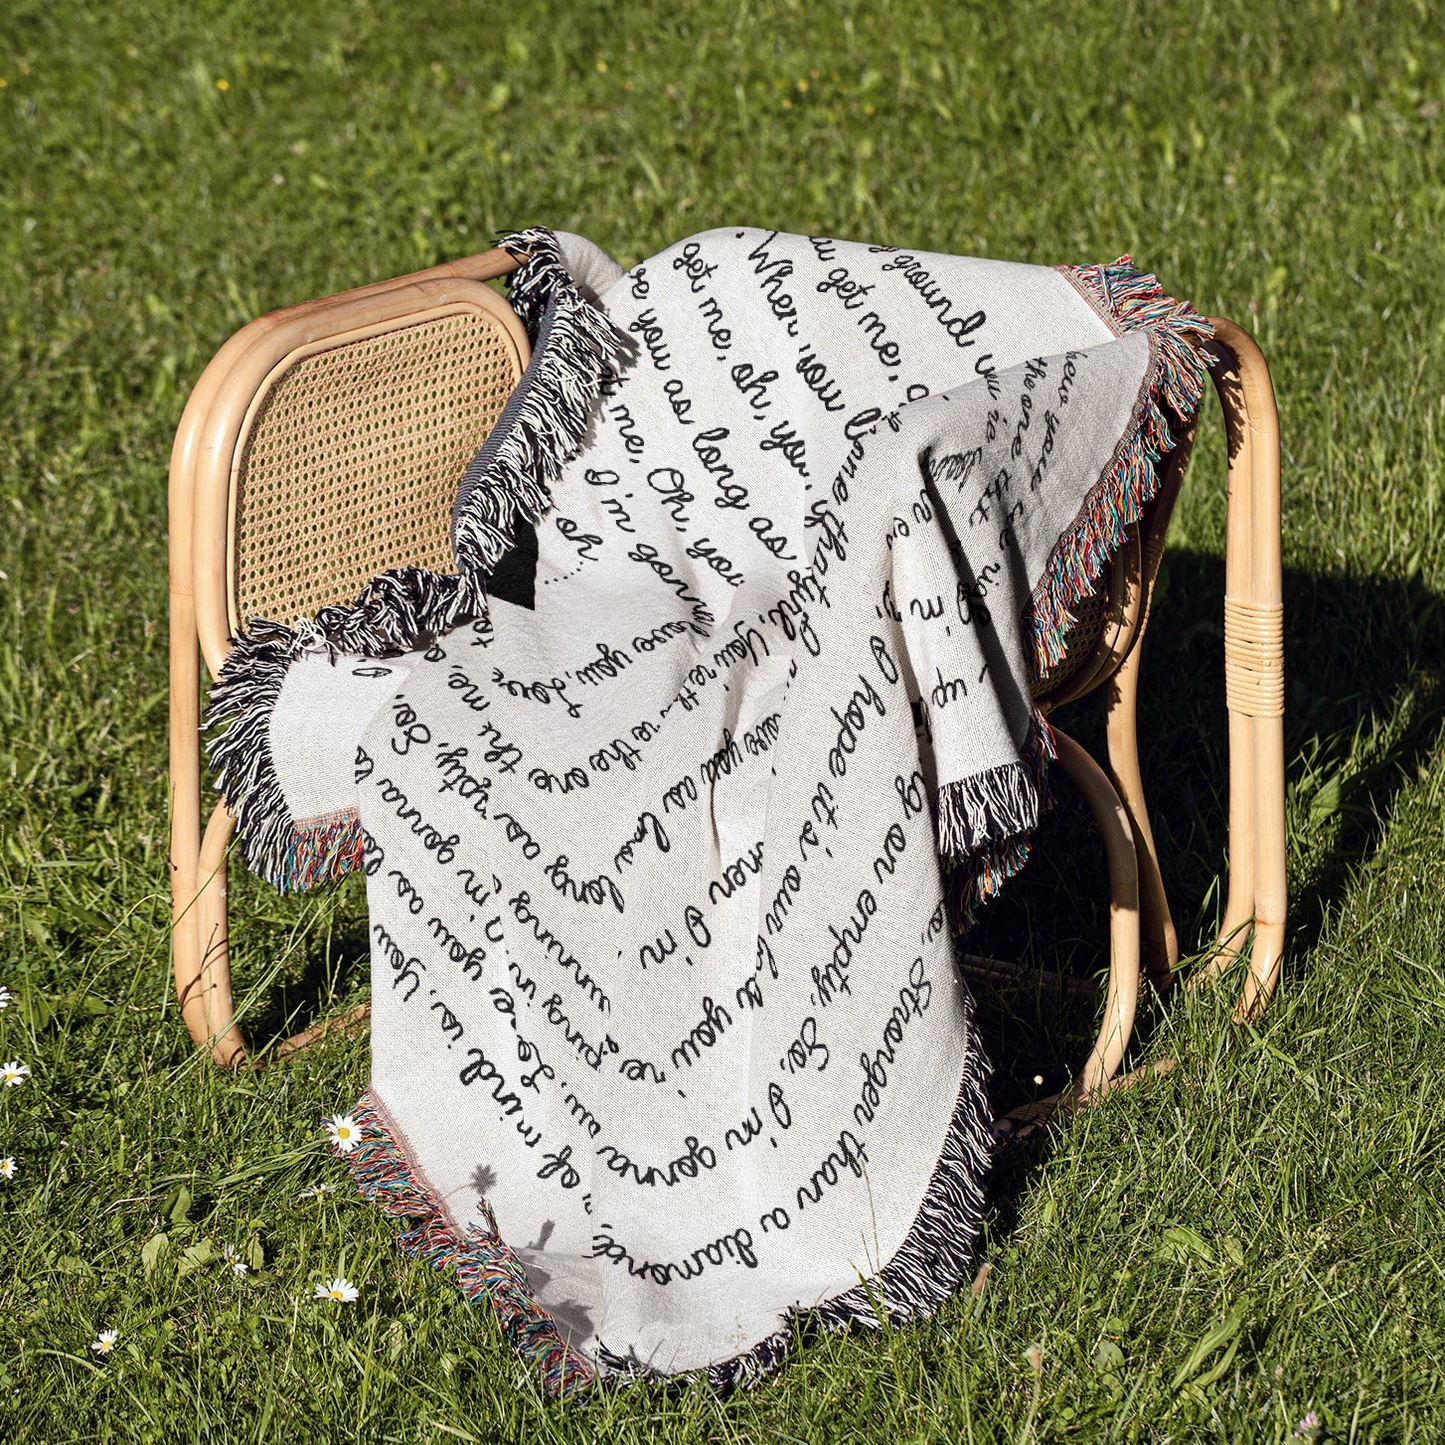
left=322, top=1114, right=362, bottom=1153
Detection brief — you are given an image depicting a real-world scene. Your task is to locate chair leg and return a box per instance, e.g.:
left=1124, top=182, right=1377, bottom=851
left=195, top=799, right=378, bottom=1066
left=1243, top=713, right=1287, bottom=1019
left=170, top=558, right=249, bottom=1068
left=1193, top=342, right=1259, bottom=985
left=192, top=800, right=374, bottom=1066
left=1194, top=318, right=1286, bottom=1019
left=168, top=580, right=216, bottom=1054
left=197, top=802, right=249, bottom=1067
left=171, top=471, right=369, bottom=1069
left=1193, top=707, right=1259, bottom=984
left=1051, top=727, right=1141, bottom=1105
left=1106, top=634, right=1180, bottom=991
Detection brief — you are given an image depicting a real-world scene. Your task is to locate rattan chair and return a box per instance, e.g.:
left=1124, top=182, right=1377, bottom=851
left=168, top=249, right=1285, bottom=1105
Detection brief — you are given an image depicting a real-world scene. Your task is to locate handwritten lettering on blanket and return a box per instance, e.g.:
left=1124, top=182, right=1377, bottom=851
left=305, top=227, right=1157, bottom=1371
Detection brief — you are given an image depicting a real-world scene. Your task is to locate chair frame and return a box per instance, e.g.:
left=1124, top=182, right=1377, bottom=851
left=168, top=247, right=527, bottom=1066
left=1037, top=318, right=1285, bottom=1105
left=168, top=252, right=1284, bottom=1098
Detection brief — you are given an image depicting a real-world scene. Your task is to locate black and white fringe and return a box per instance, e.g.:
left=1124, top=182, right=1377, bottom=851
left=205, top=228, right=627, bottom=888
left=204, top=567, right=466, bottom=886
left=204, top=617, right=312, bottom=887
left=935, top=757, right=1042, bottom=857
left=937, top=712, right=1058, bottom=932
left=450, top=227, right=636, bottom=599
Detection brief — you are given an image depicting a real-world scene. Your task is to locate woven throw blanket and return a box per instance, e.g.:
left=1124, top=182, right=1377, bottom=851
left=206, top=227, right=1209, bottom=1393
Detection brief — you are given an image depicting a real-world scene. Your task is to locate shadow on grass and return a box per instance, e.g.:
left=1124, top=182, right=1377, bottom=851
left=247, top=932, right=373, bottom=1054
left=967, top=546, right=1445, bottom=1119
left=222, top=867, right=373, bottom=1056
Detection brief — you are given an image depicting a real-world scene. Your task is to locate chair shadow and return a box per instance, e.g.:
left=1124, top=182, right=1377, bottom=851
left=223, top=869, right=374, bottom=1054
left=966, top=546, right=1445, bottom=1126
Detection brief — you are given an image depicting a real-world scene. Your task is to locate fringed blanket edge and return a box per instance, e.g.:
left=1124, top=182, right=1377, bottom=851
left=1033, top=255, right=1213, bottom=675
left=933, top=257, right=1211, bottom=919
left=341, top=1089, right=597, bottom=1397
left=203, top=228, right=625, bottom=891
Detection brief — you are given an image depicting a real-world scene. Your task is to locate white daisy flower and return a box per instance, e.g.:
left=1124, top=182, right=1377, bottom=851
left=1, top=1061, right=29, bottom=1087
left=0, top=1157, right=15, bottom=1180
left=91, top=1328, right=119, bottom=1355
left=0, top=986, right=12, bottom=1009
left=314, top=1277, right=358, bottom=1303
left=222, top=1243, right=248, bottom=1276
left=323, top=1114, right=362, bottom=1153
left=299, top=1182, right=334, bottom=1200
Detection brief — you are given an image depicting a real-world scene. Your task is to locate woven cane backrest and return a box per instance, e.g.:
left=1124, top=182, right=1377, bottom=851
left=230, top=306, right=523, bottom=632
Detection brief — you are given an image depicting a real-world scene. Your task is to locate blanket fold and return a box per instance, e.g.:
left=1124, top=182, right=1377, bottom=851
left=202, top=225, right=1208, bottom=1393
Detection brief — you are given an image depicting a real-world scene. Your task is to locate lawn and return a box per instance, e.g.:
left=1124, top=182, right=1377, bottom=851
left=2, top=0, right=1443, bottom=1439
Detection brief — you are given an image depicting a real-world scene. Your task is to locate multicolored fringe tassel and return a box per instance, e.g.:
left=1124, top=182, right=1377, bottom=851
left=930, top=259, right=1206, bottom=927
left=283, top=810, right=366, bottom=892
left=340, top=1090, right=595, bottom=1398
left=1033, top=255, right=1213, bottom=677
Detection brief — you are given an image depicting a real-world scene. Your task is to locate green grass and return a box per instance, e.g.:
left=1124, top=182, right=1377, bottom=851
left=2, top=0, right=1444, bottom=1438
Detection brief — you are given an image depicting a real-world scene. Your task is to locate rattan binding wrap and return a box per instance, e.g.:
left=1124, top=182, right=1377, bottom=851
left=231, top=308, right=523, bottom=631
left=1224, top=597, right=1285, bottom=718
